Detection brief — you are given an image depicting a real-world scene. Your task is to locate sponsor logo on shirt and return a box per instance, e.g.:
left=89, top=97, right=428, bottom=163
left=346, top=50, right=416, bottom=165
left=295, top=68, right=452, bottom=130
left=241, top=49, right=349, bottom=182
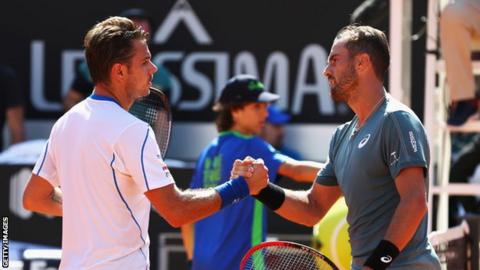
left=358, top=134, right=371, bottom=149
left=203, top=154, right=222, bottom=187
left=409, top=131, right=417, bottom=152
left=162, top=165, right=171, bottom=178
left=390, top=151, right=399, bottom=166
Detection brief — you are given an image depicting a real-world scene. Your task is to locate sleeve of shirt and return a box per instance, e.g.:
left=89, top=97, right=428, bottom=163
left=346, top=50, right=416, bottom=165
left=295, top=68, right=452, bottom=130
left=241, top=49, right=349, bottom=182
left=114, top=122, right=174, bottom=193
left=383, top=111, right=430, bottom=179
left=315, top=129, right=338, bottom=186
left=32, top=139, right=60, bottom=187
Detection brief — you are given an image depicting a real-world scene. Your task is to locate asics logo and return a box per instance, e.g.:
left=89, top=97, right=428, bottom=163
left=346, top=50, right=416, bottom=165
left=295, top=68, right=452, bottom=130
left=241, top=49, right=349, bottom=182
left=358, top=134, right=371, bottom=149
left=380, top=255, right=392, bottom=263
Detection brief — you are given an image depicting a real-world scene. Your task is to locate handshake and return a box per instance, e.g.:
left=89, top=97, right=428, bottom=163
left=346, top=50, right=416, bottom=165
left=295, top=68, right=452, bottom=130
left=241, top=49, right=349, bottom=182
left=215, top=156, right=281, bottom=210
left=230, top=156, right=270, bottom=195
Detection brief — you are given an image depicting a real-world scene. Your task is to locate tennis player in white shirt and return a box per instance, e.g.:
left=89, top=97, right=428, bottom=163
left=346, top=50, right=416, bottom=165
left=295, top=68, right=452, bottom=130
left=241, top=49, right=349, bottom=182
left=23, top=16, right=267, bottom=270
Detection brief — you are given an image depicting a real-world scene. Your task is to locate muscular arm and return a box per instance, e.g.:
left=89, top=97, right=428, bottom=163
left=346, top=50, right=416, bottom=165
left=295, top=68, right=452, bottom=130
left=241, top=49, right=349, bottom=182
left=274, top=183, right=342, bottom=226
left=23, top=174, right=62, bottom=217
left=6, top=106, right=24, bottom=144
left=146, top=184, right=221, bottom=228
left=147, top=160, right=266, bottom=228
left=383, top=167, right=428, bottom=250
left=278, top=159, right=324, bottom=183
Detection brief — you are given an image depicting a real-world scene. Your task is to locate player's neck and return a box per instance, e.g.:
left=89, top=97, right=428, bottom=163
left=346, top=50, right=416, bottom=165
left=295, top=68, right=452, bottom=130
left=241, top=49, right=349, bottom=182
left=94, top=83, right=130, bottom=110
left=349, top=85, right=385, bottom=126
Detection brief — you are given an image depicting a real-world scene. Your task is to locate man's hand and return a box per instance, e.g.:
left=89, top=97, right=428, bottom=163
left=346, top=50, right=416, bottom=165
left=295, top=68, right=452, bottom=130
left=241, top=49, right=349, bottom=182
left=230, top=157, right=269, bottom=195
left=246, top=158, right=269, bottom=195
left=230, top=158, right=254, bottom=179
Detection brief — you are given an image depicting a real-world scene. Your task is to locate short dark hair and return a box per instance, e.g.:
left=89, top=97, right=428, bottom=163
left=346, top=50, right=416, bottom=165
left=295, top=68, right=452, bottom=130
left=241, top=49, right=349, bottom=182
left=84, top=16, right=149, bottom=84
left=213, top=102, right=248, bottom=132
left=335, top=25, right=390, bottom=81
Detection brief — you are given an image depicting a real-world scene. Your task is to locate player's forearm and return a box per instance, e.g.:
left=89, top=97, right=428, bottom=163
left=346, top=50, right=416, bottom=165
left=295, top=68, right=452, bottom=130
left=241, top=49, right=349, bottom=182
left=148, top=186, right=221, bottom=228
left=280, top=160, right=324, bottom=183
left=275, top=189, right=323, bottom=227
left=177, top=189, right=222, bottom=224
left=383, top=193, right=427, bottom=251
left=176, top=166, right=264, bottom=225
left=293, top=161, right=324, bottom=182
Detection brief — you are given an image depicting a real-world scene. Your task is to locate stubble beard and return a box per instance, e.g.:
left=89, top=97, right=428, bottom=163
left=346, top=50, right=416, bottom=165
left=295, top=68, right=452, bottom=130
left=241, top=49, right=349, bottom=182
left=329, top=65, right=358, bottom=103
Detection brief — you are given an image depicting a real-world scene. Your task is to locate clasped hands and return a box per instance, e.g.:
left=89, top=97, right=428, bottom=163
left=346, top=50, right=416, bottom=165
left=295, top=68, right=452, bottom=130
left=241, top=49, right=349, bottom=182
left=231, top=156, right=269, bottom=195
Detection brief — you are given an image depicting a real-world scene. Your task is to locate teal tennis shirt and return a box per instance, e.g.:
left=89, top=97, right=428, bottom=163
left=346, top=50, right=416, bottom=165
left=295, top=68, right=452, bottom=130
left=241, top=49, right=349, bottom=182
left=316, top=94, right=440, bottom=269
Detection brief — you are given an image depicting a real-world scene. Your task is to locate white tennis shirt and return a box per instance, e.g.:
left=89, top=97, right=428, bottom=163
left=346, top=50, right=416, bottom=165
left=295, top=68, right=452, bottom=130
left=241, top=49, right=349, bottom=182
left=33, top=95, right=174, bottom=269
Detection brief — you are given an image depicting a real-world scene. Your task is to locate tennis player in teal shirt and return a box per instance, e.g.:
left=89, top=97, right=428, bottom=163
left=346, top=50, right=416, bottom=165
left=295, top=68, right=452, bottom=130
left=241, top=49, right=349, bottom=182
left=237, top=26, right=441, bottom=270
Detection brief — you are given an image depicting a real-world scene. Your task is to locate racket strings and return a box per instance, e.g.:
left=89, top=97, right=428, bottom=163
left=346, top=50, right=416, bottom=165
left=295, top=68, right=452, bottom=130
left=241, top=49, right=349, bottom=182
left=129, top=89, right=171, bottom=158
left=245, top=246, right=334, bottom=270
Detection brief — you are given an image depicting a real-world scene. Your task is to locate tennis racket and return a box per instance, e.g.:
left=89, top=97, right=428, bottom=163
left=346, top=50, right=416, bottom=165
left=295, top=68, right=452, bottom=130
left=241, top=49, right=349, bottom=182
left=240, top=241, right=339, bottom=270
left=129, top=87, right=172, bottom=158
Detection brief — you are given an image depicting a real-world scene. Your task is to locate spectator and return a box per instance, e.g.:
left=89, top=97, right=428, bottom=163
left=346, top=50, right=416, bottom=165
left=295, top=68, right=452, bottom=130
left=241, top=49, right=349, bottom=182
left=440, top=0, right=480, bottom=126
left=0, top=65, right=24, bottom=151
left=260, top=105, right=302, bottom=160
left=181, top=74, right=323, bottom=270
left=63, top=8, right=173, bottom=111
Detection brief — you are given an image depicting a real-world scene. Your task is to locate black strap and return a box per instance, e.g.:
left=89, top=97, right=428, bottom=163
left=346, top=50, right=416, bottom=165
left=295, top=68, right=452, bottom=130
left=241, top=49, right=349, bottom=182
left=364, top=240, right=400, bottom=270
left=253, top=182, right=285, bottom=210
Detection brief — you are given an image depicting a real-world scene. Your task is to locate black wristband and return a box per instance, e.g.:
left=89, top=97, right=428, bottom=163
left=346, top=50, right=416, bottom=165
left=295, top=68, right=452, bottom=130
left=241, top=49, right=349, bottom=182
left=364, top=240, right=400, bottom=270
left=253, top=182, right=285, bottom=210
